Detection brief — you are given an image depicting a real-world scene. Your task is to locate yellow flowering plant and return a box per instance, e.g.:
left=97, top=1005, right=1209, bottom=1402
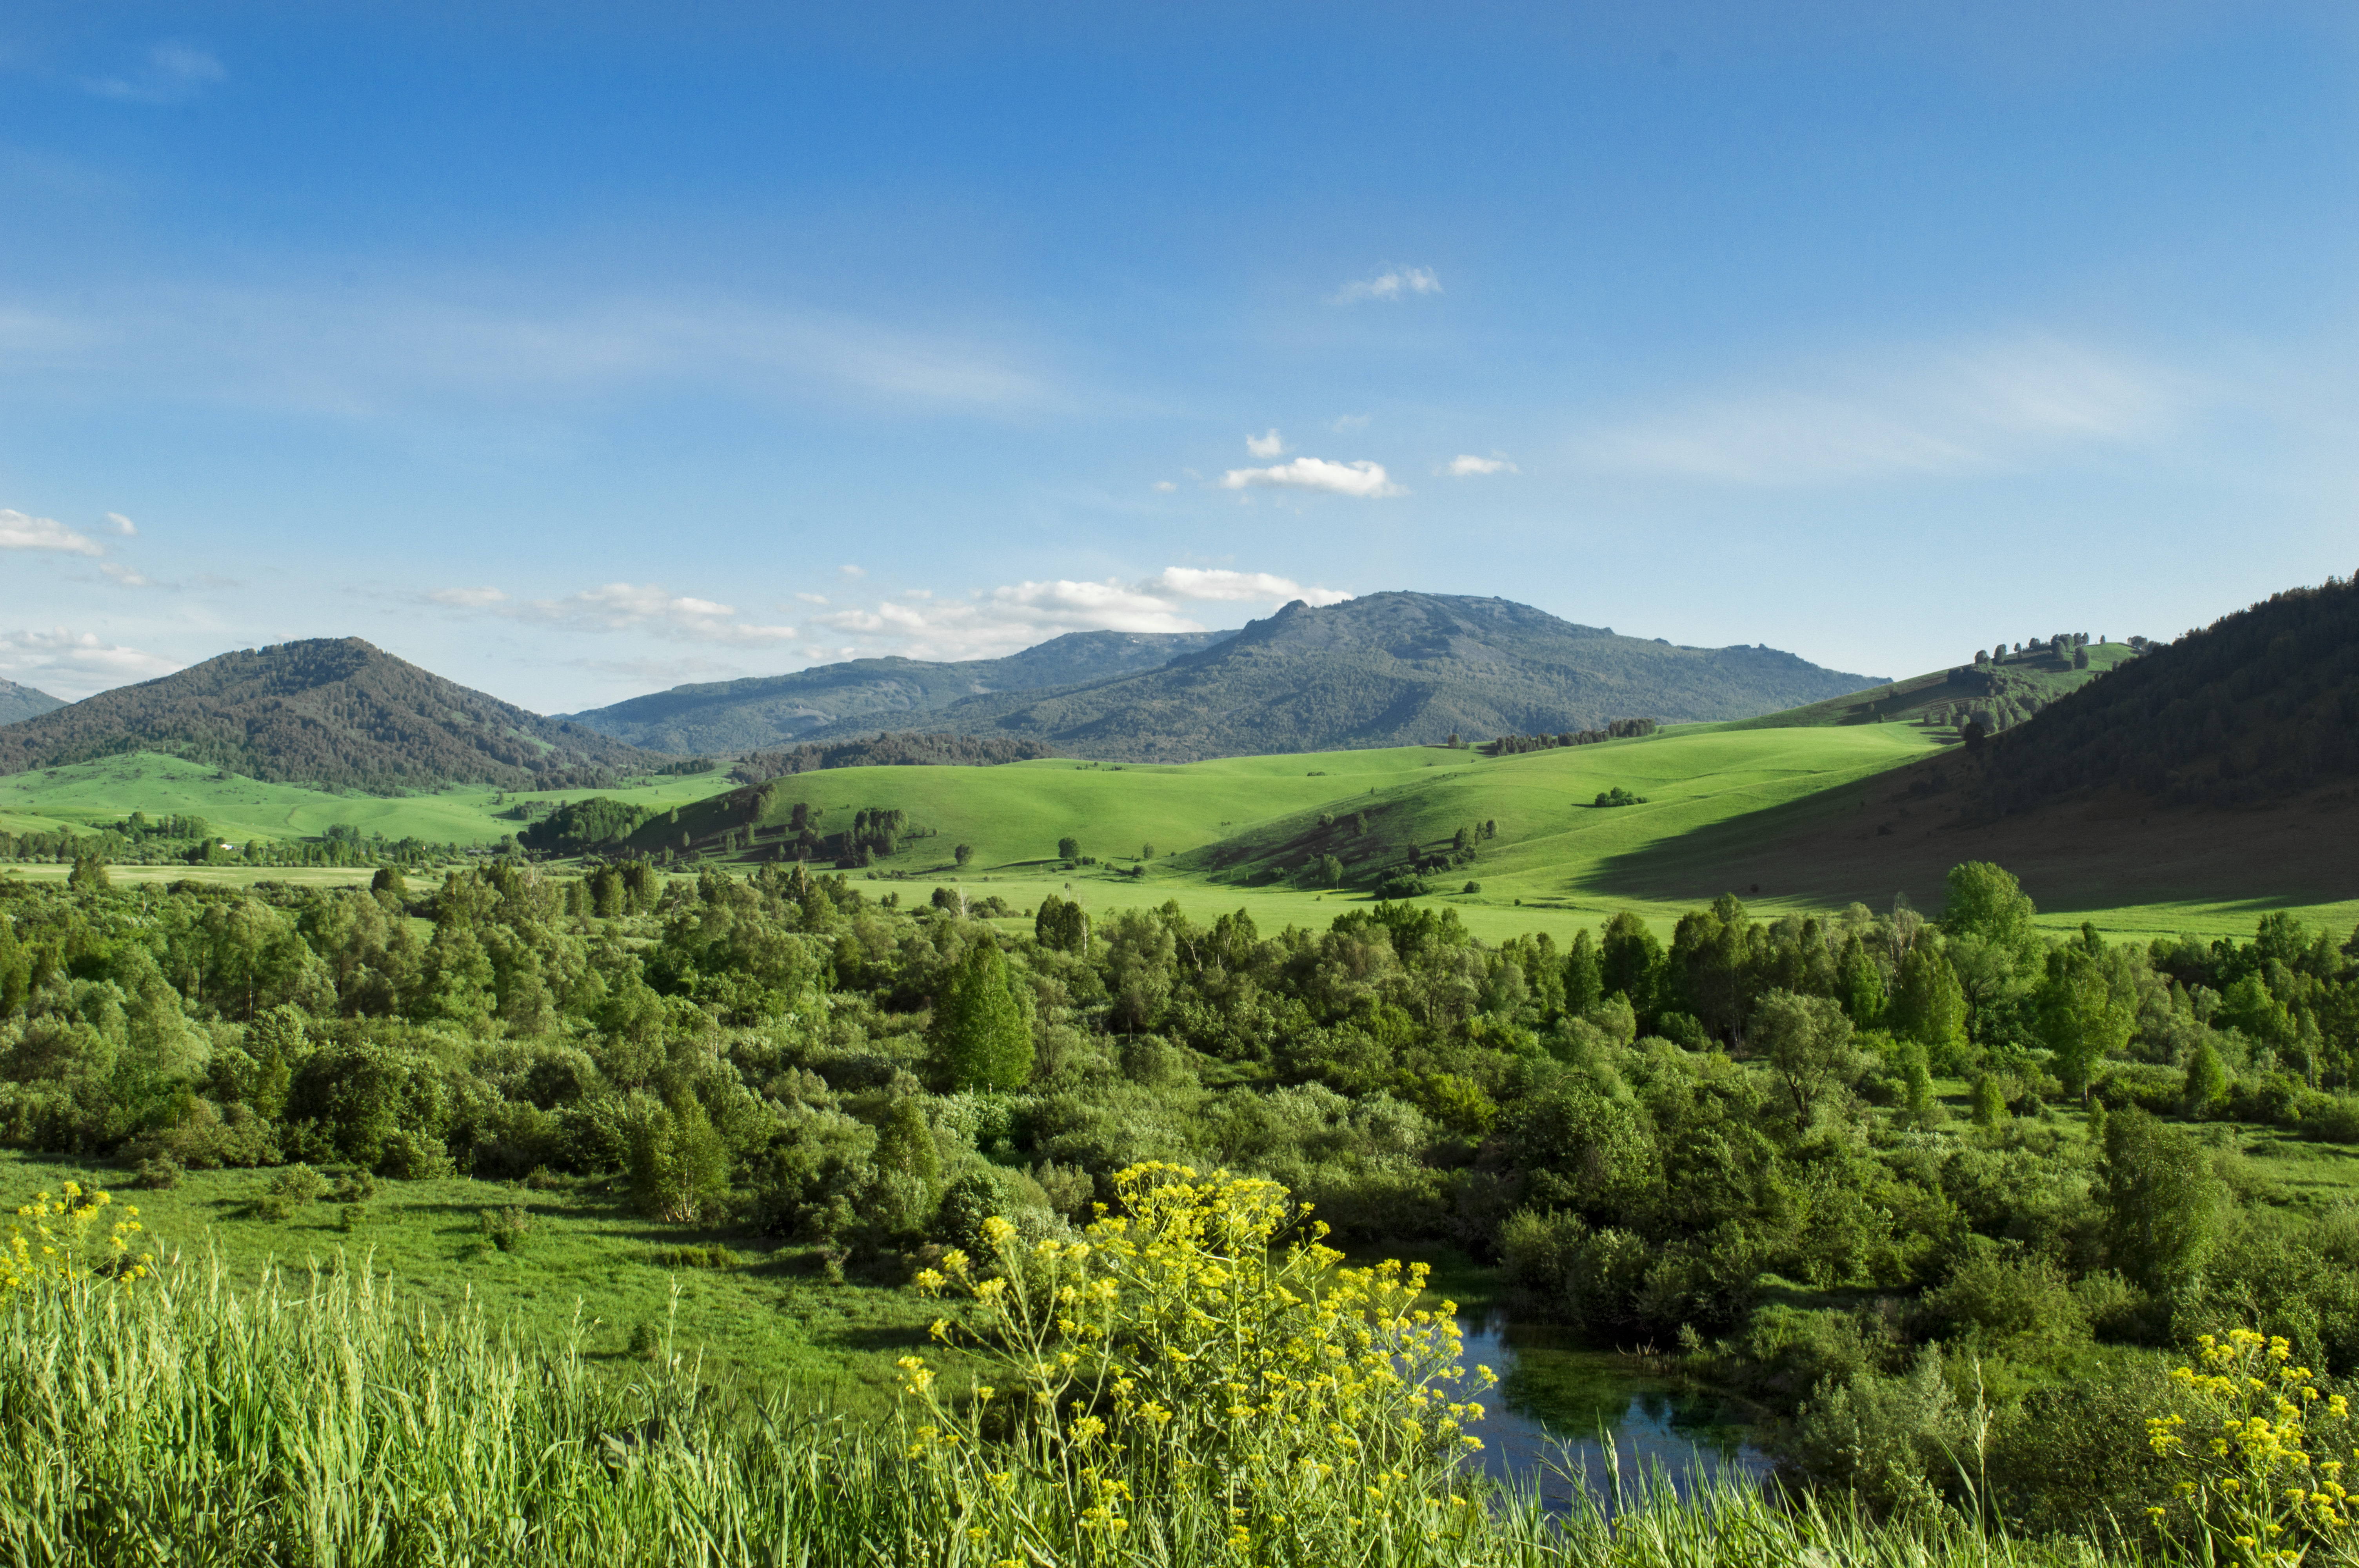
left=902, top=1161, right=1496, bottom=1564
left=1, top=1181, right=151, bottom=1301
left=2146, top=1327, right=2357, bottom=1567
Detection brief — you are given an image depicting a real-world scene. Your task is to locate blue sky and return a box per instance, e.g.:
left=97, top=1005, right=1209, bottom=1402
left=3, top=2, right=2355, bottom=710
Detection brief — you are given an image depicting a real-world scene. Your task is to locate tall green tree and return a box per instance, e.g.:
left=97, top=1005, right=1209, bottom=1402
left=934, top=940, right=1035, bottom=1091
left=1753, top=989, right=1860, bottom=1121
left=2099, top=1107, right=2222, bottom=1291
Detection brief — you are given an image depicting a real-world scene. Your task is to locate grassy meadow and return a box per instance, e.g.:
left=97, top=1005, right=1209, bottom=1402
left=0, top=750, right=734, bottom=847
left=7, top=716, right=2356, bottom=941
left=0, top=1146, right=939, bottom=1412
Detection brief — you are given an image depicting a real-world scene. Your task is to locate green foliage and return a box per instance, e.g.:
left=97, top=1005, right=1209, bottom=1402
left=932, top=941, right=1034, bottom=1092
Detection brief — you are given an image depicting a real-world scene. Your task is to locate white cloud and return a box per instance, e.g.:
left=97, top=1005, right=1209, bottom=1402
left=1153, top=480, right=1178, bottom=493
left=794, top=592, right=830, bottom=604
left=104, top=512, right=138, bottom=536
left=97, top=562, right=153, bottom=587
left=1246, top=428, right=1287, bottom=458
left=1577, top=335, right=2186, bottom=486
left=840, top=563, right=867, bottom=577
left=1144, top=568, right=1353, bottom=607
left=1218, top=456, right=1404, bottom=499
left=0, top=628, right=180, bottom=699
left=1333, top=267, right=1441, bottom=305
left=806, top=564, right=1353, bottom=664
left=0, top=509, right=105, bottom=556
left=428, top=586, right=509, bottom=609
left=82, top=43, right=226, bottom=105
left=1444, top=454, right=1519, bottom=477
left=429, top=581, right=797, bottom=645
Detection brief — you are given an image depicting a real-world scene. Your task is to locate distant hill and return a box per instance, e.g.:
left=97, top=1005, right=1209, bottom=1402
left=0, top=638, right=670, bottom=794
left=1591, top=578, right=2359, bottom=912
left=1721, top=639, right=2141, bottom=734
left=563, top=629, right=1236, bottom=753
left=0, top=679, right=65, bottom=727
left=812, top=593, right=1882, bottom=762
left=730, top=732, right=1058, bottom=783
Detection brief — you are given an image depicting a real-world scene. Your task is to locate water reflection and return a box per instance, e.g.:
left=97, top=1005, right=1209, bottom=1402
left=1450, top=1310, right=1772, bottom=1510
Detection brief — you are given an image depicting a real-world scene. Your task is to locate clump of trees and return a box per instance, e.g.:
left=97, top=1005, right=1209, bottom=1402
left=1484, top=719, right=1658, bottom=756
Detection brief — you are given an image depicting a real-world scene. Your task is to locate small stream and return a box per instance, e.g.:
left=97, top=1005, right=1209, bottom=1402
left=1448, top=1311, right=1773, bottom=1509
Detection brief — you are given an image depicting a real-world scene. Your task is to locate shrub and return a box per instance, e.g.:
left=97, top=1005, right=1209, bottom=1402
left=624, top=1320, right=660, bottom=1360
left=131, top=1156, right=182, bottom=1191
left=328, top=1171, right=382, bottom=1203
left=480, top=1205, right=533, bottom=1253
left=267, top=1163, right=330, bottom=1204
left=376, top=1129, right=455, bottom=1182
left=648, top=1244, right=740, bottom=1271
left=907, top=1163, right=1493, bottom=1562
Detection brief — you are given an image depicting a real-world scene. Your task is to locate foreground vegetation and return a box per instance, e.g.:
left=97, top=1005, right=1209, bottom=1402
left=8, top=844, right=2359, bottom=1558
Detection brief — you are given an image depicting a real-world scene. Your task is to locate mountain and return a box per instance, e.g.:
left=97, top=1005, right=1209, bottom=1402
left=1592, top=576, right=2359, bottom=911
left=788, top=593, right=1882, bottom=762
left=562, top=628, right=1238, bottom=753
left=0, top=679, right=65, bottom=727
left=0, top=638, right=671, bottom=793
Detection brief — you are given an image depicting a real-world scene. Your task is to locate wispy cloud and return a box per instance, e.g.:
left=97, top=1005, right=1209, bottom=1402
left=0, top=509, right=105, bottom=556
left=98, top=562, right=154, bottom=587
left=0, top=628, right=180, bottom=699
left=0, top=285, right=1055, bottom=421
left=1443, top=454, right=1518, bottom=477
left=104, top=512, right=138, bottom=536
left=807, top=565, right=1353, bottom=663
left=1246, top=428, right=1287, bottom=457
left=80, top=43, right=225, bottom=106
left=793, top=592, right=830, bottom=604
left=1329, top=414, right=1372, bottom=432
left=429, top=582, right=797, bottom=644
left=1218, top=456, right=1404, bottom=499
left=428, top=586, right=509, bottom=609
left=1576, top=335, right=2186, bottom=486
left=1152, top=479, right=1178, bottom=493
left=840, top=563, right=867, bottom=577
left=1333, top=266, right=1441, bottom=305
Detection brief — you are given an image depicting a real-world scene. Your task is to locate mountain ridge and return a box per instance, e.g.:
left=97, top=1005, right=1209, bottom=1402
left=795, top=592, right=1885, bottom=761
left=562, top=628, right=1237, bottom=753
left=0, top=679, right=65, bottom=728
left=0, top=638, right=670, bottom=794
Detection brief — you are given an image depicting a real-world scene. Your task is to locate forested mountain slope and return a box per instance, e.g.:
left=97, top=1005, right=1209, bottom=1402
left=563, top=628, right=1236, bottom=753
left=832, top=593, right=1882, bottom=762
left=1594, top=576, right=2359, bottom=911
left=0, top=638, right=667, bottom=794
left=0, top=679, right=64, bottom=727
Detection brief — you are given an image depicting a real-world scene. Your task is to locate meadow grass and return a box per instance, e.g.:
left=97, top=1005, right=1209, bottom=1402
left=0, top=1148, right=938, bottom=1413
left=0, top=1218, right=2146, bottom=1566
left=0, top=751, right=735, bottom=848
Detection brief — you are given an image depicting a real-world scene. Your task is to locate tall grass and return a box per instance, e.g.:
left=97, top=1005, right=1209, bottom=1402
left=0, top=1255, right=2148, bottom=1568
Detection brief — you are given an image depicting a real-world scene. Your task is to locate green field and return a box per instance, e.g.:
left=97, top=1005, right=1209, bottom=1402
left=7, top=717, right=2350, bottom=943
left=0, top=1148, right=938, bottom=1411
left=0, top=751, right=736, bottom=846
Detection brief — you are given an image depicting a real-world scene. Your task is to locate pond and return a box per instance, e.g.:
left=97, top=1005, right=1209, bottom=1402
left=1448, top=1310, right=1774, bottom=1509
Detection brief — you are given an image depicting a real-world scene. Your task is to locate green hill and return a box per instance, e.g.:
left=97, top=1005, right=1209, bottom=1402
left=593, top=724, right=1945, bottom=924
left=0, top=638, right=671, bottom=794
left=0, top=679, right=64, bottom=728
left=811, top=592, right=1884, bottom=762
left=562, top=629, right=1236, bottom=753
left=0, top=751, right=733, bottom=849
left=1717, top=638, right=2142, bottom=734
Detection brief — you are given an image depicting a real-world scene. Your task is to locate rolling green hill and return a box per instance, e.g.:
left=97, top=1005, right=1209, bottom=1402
left=0, top=638, right=670, bottom=793
left=797, top=592, right=1885, bottom=762
left=0, top=679, right=64, bottom=727
left=598, top=724, right=1947, bottom=926
left=0, top=751, right=733, bottom=848
left=1717, top=639, right=2142, bottom=733
left=562, top=628, right=1236, bottom=753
